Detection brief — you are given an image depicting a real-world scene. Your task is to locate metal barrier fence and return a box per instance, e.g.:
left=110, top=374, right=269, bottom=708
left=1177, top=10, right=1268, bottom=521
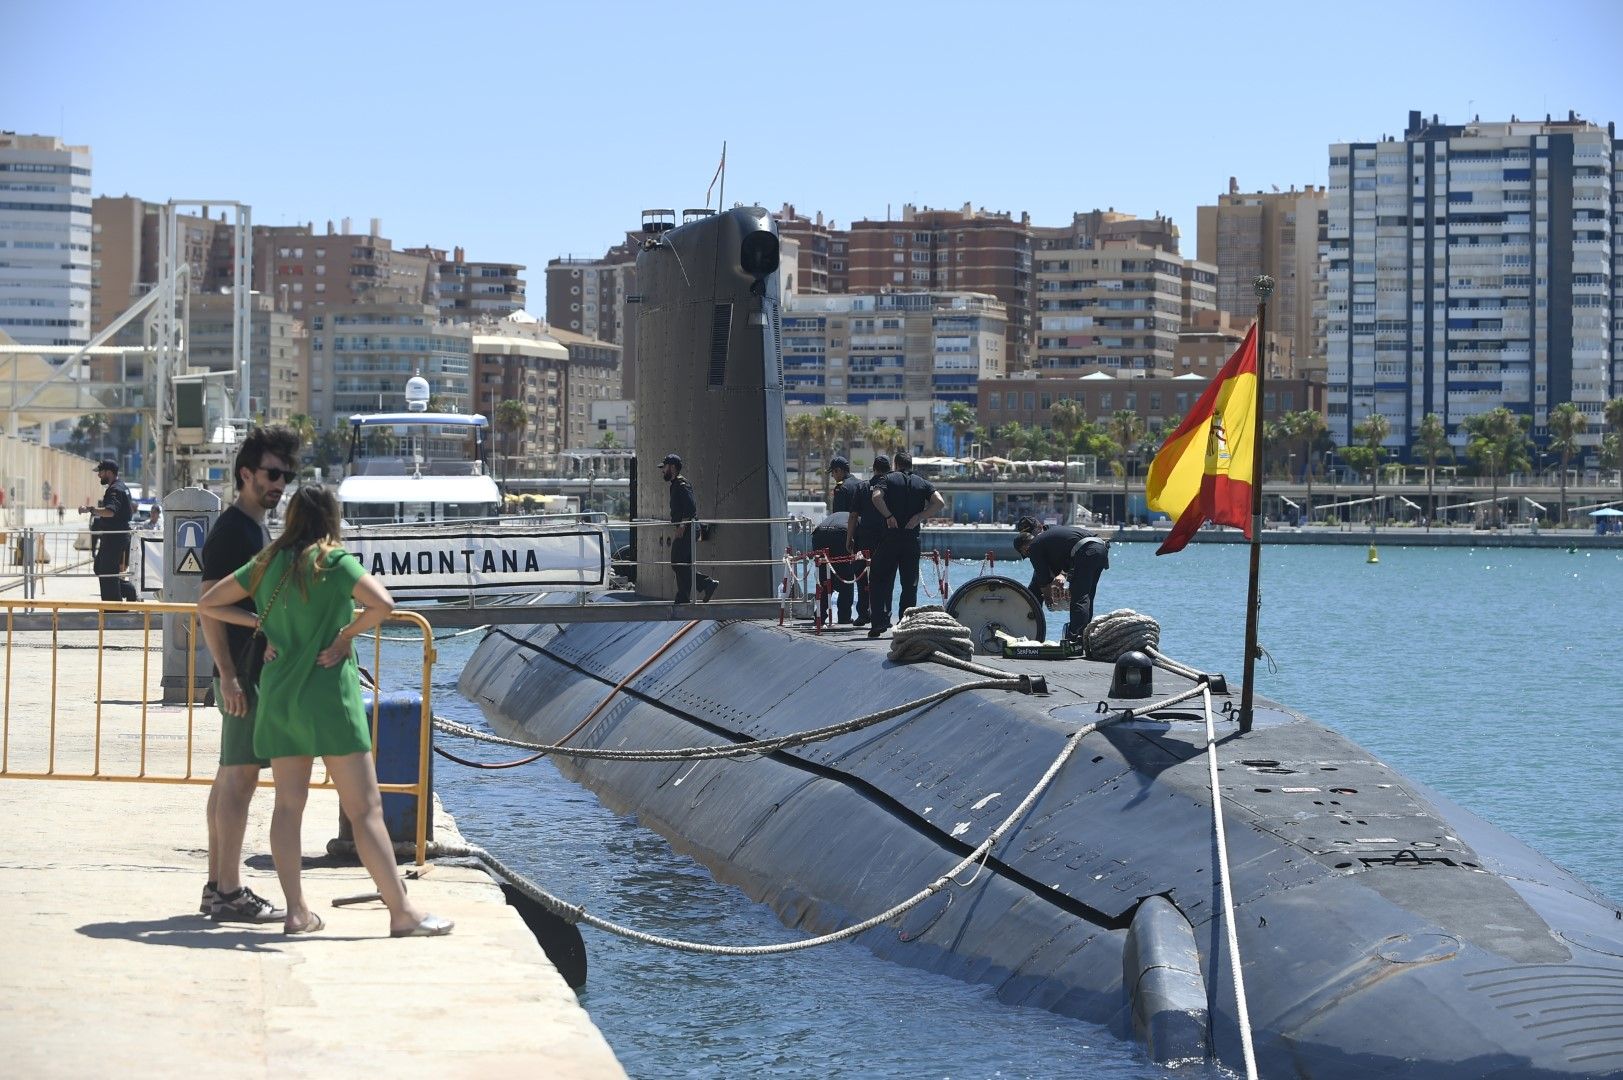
left=0, top=526, right=137, bottom=598
left=0, top=598, right=436, bottom=865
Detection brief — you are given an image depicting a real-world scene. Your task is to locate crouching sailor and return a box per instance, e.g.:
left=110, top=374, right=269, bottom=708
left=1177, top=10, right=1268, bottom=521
left=1014, top=524, right=1109, bottom=646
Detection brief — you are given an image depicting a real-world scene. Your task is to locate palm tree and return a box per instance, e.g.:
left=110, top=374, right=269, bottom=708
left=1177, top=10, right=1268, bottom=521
left=787, top=414, right=817, bottom=496
left=1279, top=409, right=1328, bottom=523
left=1605, top=396, right=1623, bottom=497
left=1106, top=409, right=1147, bottom=525
left=1351, top=413, right=1391, bottom=525
left=943, top=402, right=976, bottom=458
left=286, top=413, right=318, bottom=453
left=493, top=399, right=529, bottom=481
left=1545, top=402, right=1587, bottom=527
left=1412, top=413, right=1451, bottom=531
left=866, top=419, right=904, bottom=459
left=1463, top=407, right=1531, bottom=528
left=1047, top=400, right=1086, bottom=522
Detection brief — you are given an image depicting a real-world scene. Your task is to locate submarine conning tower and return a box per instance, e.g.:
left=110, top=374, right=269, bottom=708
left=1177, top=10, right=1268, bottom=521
left=634, top=205, right=787, bottom=603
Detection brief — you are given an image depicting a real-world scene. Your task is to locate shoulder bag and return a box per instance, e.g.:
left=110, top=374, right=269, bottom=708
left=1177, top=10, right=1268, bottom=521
left=230, top=558, right=295, bottom=714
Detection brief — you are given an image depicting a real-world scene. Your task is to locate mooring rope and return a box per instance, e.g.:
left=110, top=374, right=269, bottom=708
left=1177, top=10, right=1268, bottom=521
left=433, top=681, right=1207, bottom=957
left=887, top=604, right=975, bottom=662
left=1202, top=682, right=1259, bottom=1080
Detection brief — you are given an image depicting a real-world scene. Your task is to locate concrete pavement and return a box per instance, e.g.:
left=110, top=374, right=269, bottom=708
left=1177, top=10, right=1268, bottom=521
left=0, top=573, right=627, bottom=1079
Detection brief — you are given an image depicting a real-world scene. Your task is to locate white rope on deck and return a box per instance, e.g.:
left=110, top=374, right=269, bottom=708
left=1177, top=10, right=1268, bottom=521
left=1202, top=683, right=1259, bottom=1080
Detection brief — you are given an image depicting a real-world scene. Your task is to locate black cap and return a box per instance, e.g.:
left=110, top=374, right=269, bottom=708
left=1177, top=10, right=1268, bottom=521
left=1015, top=515, right=1039, bottom=533
left=661, top=453, right=682, bottom=467
left=829, top=455, right=849, bottom=471
left=96, top=459, right=119, bottom=473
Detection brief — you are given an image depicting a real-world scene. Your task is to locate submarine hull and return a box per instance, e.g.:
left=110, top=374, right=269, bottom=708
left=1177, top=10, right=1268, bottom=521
left=461, top=616, right=1623, bottom=1078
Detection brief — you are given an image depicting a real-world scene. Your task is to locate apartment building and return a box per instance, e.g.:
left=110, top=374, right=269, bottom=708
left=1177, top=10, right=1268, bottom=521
left=781, top=290, right=1005, bottom=408
left=0, top=133, right=92, bottom=348
left=1172, top=308, right=1297, bottom=378
left=253, top=219, right=428, bottom=315
left=1326, top=109, right=1619, bottom=459
left=188, top=293, right=307, bottom=424
left=546, top=325, right=624, bottom=450
left=407, top=245, right=526, bottom=321
left=303, top=300, right=472, bottom=431
left=1032, top=238, right=1215, bottom=376
left=471, top=326, right=568, bottom=471
left=775, top=203, right=838, bottom=295
left=1196, top=181, right=1329, bottom=370
left=845, top=204, right=1032, bottom=373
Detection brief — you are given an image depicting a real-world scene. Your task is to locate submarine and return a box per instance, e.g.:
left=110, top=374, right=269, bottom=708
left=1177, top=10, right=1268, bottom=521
left=459, top=207, right=1623, bottom=1078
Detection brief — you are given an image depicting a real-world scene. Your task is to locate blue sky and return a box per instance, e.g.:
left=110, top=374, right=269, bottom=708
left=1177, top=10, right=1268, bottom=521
left=6, top=0, right=1621, bottom=294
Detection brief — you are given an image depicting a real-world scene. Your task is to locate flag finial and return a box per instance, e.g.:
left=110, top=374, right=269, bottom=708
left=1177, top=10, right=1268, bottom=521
left=1253, top=275, right=1276, bottom=301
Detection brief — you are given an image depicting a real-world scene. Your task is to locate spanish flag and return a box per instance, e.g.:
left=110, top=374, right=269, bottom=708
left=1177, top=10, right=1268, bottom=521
left=1146, top=324, right=1259, bottom=555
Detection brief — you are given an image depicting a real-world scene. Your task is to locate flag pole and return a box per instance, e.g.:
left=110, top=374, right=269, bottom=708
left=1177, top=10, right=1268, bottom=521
left=1239, top=274, right=1275, bottom=735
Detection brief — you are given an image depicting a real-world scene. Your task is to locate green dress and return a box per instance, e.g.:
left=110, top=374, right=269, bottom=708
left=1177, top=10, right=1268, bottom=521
left=234, top=546, right=371, bottom=760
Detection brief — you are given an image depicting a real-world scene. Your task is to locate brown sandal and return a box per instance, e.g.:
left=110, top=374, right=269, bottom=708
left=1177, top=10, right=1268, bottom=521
left=283, top=912, right=325, bottom=935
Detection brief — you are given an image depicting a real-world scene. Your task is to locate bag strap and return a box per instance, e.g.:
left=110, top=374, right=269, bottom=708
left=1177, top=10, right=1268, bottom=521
left=253, top=557, right=296, bottom=632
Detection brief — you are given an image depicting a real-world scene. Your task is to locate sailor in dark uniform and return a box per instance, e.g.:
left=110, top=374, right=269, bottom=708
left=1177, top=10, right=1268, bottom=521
left=1015, top=524, right=1110, bottom=645
left=867, top=450, right=945, bottom=638
left=662, top=453, right=719, bottom=603
left=845, top=454, right=889, bottom=627
left=82, top=458, right=135, bottom=602
left=820, top=456, right=862, bottom=623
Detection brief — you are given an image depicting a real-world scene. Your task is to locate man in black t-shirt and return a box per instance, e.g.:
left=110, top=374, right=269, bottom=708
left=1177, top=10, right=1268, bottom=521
left=820, top=456, right=863, bottom=623
left=81, top=459, right=134, bottom=602
left=195, top=425, right=300, bottom=922
left=866, top=451, right=945, bottom=638
left=844, top=455, right=890, bottom=627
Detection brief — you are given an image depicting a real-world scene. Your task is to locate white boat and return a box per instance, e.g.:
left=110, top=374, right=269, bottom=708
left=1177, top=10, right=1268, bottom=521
left=337, top=376, right=500, bottom=527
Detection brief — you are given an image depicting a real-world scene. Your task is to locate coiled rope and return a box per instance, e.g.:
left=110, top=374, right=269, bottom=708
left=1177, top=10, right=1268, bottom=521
left=432, top=681, right=1206, bottom=957
left=886, top=604, right=974, bottom=662
left=1080, top=609, right=1161, bottom=661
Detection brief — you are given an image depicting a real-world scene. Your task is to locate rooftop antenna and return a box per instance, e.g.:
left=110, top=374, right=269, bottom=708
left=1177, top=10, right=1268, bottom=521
left=706, top=142, right=727, bottom=210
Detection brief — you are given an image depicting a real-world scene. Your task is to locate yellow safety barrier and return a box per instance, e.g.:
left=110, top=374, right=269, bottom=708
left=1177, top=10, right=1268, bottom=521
left=0, top=598, right=437, bottom=865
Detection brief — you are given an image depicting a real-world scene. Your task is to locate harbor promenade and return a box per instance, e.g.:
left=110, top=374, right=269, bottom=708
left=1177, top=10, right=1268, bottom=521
left=0, top=571, right=626, bottom=1079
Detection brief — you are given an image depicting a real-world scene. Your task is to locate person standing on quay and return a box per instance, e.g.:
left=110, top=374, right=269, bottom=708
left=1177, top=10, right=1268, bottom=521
left=81, top=458, right=133, bottom=602
left=866, top=450, right=944, bottom=638
left=199, top=485, right=452, bottom=938
left=663, top=453, right=719, bottom=603
left=196, top=425, right=300, bottom=922
left=845, top=454, right=890, bottom=627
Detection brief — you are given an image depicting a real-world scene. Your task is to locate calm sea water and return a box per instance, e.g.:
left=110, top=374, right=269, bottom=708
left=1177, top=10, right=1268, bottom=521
left=408, top=542, right=1622, bottom=1080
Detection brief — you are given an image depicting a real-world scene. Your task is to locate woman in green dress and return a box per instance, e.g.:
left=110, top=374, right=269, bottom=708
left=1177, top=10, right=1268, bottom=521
left=199, top=485, right=452, bottom=938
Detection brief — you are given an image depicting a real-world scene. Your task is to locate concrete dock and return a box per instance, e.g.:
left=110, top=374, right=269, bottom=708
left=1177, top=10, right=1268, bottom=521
left=0, top=571, right=626, bottom=1079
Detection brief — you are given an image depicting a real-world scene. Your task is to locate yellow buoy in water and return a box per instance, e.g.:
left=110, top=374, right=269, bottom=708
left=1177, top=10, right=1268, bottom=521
left=1367, top=544, right=1380, bottom=564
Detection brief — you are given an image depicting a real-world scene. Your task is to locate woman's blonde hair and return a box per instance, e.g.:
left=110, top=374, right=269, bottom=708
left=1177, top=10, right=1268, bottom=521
left=247, top=484, right=343, bottom=597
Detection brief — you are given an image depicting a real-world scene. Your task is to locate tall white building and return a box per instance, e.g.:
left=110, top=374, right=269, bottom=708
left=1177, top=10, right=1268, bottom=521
left=1326, top=110, right=1619, bottom=460
left=0, top=133, right=92, bottom=348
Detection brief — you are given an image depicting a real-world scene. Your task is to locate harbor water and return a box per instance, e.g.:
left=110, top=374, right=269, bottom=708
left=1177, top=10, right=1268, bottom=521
left=418, top=542, right=1623, bottom=1079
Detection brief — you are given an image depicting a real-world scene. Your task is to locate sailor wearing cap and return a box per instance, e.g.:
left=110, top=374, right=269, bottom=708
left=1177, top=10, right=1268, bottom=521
left=661, top=453, right=719, bottom=604
left=844, top=455, right=890, bottom=626
left=81, top=458, right=135, bottom=602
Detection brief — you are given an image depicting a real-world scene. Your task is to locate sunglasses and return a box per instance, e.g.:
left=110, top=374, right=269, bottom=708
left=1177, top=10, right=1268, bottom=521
left=256, top=467, right=296, bottom=483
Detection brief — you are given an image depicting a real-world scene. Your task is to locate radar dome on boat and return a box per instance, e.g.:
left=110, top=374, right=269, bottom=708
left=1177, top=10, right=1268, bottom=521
left=404, top=374, right=431, bottom=412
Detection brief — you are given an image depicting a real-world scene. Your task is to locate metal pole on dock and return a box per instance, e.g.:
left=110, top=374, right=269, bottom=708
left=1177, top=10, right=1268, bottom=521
left=1239, top=275, right=1275, bottom=735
